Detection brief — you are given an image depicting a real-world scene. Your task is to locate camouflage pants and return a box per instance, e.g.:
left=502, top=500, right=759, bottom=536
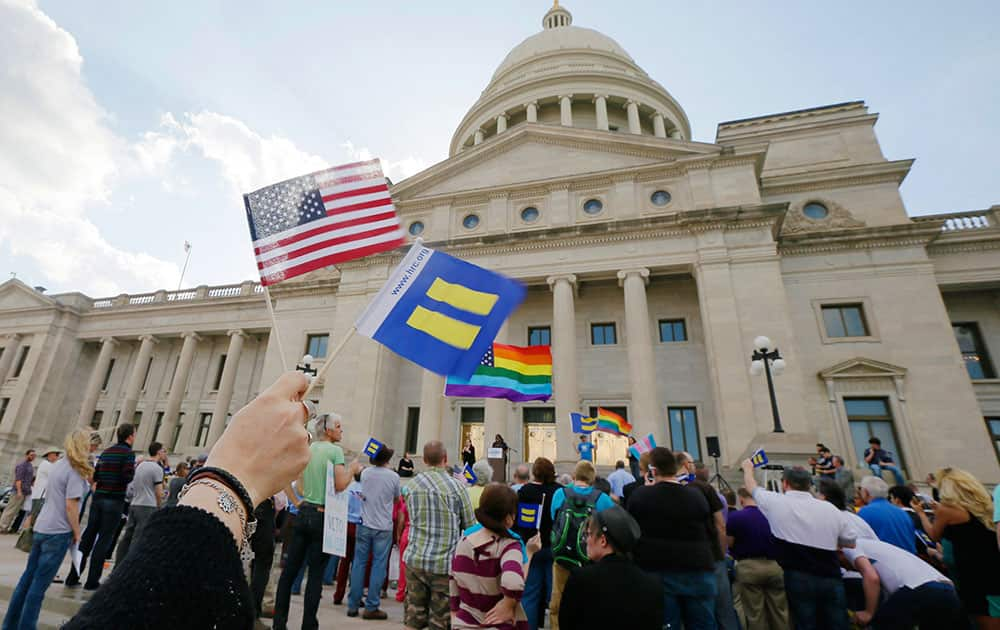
left=405, top=566, right=450, bottom=630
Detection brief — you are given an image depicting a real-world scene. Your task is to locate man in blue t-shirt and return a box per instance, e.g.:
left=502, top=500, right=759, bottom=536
left=577, top=435, right=594, bottom=462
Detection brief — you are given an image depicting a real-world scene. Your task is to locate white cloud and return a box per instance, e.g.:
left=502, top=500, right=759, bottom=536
left=0, top=0, right=178, bottom=295
left=340, top=140, right=429, bottom=184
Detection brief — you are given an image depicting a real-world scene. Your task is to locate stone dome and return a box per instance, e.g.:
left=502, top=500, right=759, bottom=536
left=450, top=3, right=691, bottom=156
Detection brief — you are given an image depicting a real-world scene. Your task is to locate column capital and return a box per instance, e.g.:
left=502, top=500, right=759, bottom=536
left=592, top=94, right=609, bottom=103
left=100, top=336, right=118, bottom=346
left=546, top=274, right=578, bottom=297
left=3, top=333, right=21, bottom=342
left=652, top=111, right=664, bottom=119
left=496, top=112, right=508, bottom=120
left=558, top=94, right=574, bottom=101
left=227, top=329, right=247, bottom=339
left=180, top=331, right=201, bottom=342
left=625, top=99, right=639, bottom=108
left=525, top=100, right=538, bottom=108
left=137, top=334, right=159, bottom=344
left=617, top=268, right=650, bottom=287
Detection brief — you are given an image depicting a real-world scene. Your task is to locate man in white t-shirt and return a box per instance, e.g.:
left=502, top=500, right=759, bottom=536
left=114, top=441, right=166, bottom=565
left=841, top=537, right=962, bottom=627
left=27, top=447, right=61, bottom=526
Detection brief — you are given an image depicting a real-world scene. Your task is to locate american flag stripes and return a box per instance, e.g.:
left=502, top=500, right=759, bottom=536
left=243, top=159, right=404, bottom=286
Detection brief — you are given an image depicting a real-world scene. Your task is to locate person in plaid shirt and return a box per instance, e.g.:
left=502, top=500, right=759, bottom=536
left=404, top=441, right=475, bottom=630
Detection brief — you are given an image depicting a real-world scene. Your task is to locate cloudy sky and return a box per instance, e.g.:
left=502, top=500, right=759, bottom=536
left=2, top=0, right=997, bottom=296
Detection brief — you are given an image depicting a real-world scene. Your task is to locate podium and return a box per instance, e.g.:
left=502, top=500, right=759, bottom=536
left=488, top=447, right=506, bottom=482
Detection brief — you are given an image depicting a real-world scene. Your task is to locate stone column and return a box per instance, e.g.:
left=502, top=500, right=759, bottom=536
left=559, top=95, right=573, bottom=127
left=484, top=324, right=510, bottom=465
left=496, top=113, right=508, bottom=134
left=594, top=95, right=609, bottom=131
left=547, top=274, right=579, bottom=464
left=77, top=337, right=118, bottom=427
left=473, top=129, right=484, bottom=145
left=525, top=101, right=538, bottom=123
left=626, top=100, right=641, bottom=134
left=0, top=334, right=21, bottom=383
left=670, top=128, right=682, bottom=139
left=206, top=330, right=246, bottom=448
left=159, top=332, right=200, bottom=447
left=119, top=335, right=157, bottom=436
left=416, top=370, right=445, bottom=457
left=618, top=269, right=659, bottom=438
left=653, top=112, right=667, bottom=138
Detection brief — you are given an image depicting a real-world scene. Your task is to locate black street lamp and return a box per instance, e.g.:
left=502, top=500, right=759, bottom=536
left=296, top=354, right=318, bottom=378
left=750, top=336, right=786, bottom=433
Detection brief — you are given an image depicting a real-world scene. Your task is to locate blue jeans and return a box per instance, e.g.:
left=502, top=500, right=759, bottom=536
left=3, top=531, right=73, bottom=630
left=714, top=560, right=741, bottom=630
left=347, top=524, right=392, bottom=612
left=656, top=569, right=717, bottom=630
left=324, top=555, right=339, bottom=585
left=868, top=464, right=905, bottom=486
left=521, top=548, right=553, bottom=630
left=783, top=570, right=848, bottom=630
left=292, top=564, right=305, bottom=593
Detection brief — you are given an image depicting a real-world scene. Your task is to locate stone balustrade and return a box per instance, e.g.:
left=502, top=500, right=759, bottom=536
left=913, top=206, right=999, bottom=232
left=91, top=281, right=263, bottom=310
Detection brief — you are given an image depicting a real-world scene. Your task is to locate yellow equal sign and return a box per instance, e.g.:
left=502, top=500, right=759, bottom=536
left=405, top=278, right=500, bottom=349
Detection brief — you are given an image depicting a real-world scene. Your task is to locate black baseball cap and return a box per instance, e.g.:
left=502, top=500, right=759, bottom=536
left=592, top=505, right=641, bottom=553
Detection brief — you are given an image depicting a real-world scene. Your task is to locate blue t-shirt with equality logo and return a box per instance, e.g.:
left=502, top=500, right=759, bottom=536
left=577, top=441, right=594, bottom=461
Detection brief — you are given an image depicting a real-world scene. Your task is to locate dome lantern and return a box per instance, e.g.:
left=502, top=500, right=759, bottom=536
left=542, top=1, right=573, bottom=30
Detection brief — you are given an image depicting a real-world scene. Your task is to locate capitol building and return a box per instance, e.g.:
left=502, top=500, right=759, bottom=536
left=1, top=4, right=998, bottom=482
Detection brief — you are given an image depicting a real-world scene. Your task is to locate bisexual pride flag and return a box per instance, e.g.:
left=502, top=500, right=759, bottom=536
left=355, top=243, right=526, bottom=380
left=445, top=343, right=551, bottom=402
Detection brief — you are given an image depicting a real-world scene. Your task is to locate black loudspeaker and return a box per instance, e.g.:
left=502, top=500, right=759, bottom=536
left=706, top=436, right=721, bottom=459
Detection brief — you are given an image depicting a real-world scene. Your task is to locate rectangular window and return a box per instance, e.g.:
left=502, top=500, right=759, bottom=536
left=590, top=323, right=617, bottom=345
left=100, top=358, right=116, bottom=391
left=845, top=397, right=905, bottom=472
left=986, top=418, right=1000, bottom=465
left=213, top=354, right=227, bottom=390
left=668, top=407, right=701, bottom=461
left=141, top=357, right=154, bottom=391
left=112, top=410, right=120, bottom=427
left=0, top=398, right=9, bottom=422
left=152, top=412, right=165, bottom=443
left=522, top=407, right=555, bottom=423
left=528, top=326, right=551, bottom=346
left=12, top=346, right=30, bottom=378
left=953, top=323, right=996, bottom=379
left=658, top=319, right=687, bottom=343
left=306, top=334, right=329, bottom=359
left=405, top=407, right=420, bottom=455
left=133, top=411, right=142, bottom=429
left=90, top=410, right=103, bottom=430
left=821, top=304, right=869, bottom=338
left=460, top=407, right=484, bottom=423
left=196, top=413, right=213, bottom=447
left=171, top=413, right=185, bottom=451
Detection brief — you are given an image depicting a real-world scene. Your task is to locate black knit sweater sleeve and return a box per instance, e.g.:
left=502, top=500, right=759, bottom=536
left=64, top=505, right=254, bottom=630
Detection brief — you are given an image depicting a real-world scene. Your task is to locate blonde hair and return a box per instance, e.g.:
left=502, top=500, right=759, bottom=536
left=573, top=460, right=596, bottom=485
left=64, top=428, right=95, bottom=480
left=937, top=467, right=994, bottom=530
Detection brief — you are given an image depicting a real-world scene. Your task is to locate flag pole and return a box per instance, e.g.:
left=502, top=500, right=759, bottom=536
left=263, top=286, right=289, bottom=371
left=177, top=242, right=192, bottom=291
left=303, top=326, right=357, bottom=398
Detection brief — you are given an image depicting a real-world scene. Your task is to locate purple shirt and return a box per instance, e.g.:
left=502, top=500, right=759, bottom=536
left=14, top=459, right=33, bottom=495
left=726, top=505, right=776, bottom=560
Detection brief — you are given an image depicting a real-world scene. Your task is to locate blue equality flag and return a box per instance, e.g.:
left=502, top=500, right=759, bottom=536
left=363, top=437, right=384, bottom=458
left=462, top=464, right=478, bottom=485
left=750, top=449, right=769, bottom=468
left=516, top=502, right=543, bottom=529
left=355, top=242, right=526, bottom=380
left=570, top=412, right=597, bottom=434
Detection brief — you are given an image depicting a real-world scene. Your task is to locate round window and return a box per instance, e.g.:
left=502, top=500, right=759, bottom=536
left=520, top=206, right=540, bottom=223
left=583, top=199, right=604, bottom=215
left=650, top=190, right=672, bottom=206
left=408, top=221, right=425, bottom=236
left=803, top=202, right=829, bottom=220
left=462, top=214, right=480, bottom=230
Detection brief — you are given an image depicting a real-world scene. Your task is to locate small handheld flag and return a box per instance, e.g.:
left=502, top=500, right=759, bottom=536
left=628, top=433, right=657, bottom=460
left=355, top=243, right=526, bottom=380
left=750, top=449, right=768, bottom=468
left=363, top=437, right=384, bottom=458
left=516, top=502, right=543, bottom=529
left=678, top=473, right=696, bottom=484
left=462, top=464, right=478, bottom=485
left=570, top=412, right=598, bottom=434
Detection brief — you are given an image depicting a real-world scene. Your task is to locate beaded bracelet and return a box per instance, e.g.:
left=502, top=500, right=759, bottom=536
left=179, top=478, right=257, bottom=571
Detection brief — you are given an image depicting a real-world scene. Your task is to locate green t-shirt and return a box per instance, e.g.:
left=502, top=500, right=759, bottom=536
left=301, top=441, right=346, bottom=505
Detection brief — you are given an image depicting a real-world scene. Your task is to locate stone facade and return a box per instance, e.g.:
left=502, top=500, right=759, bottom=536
left=1, top=5, right=999, bottom=482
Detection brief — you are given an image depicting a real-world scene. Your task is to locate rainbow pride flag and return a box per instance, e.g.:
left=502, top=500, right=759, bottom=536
left=445, top=343, right=552, bottom=402
left=595, top=407, right=632, bottom=435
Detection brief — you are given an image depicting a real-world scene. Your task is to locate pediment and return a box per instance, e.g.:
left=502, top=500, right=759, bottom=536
left=819, top=357, right=906, bottom=379
left=0, top=279, right=58, bottom=310
left=392, top=123, right=722, bottom=201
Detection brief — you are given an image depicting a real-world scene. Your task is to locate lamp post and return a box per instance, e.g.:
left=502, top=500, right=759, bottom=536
left=296, top=354, right=318, bottom=378
left=749, top=336, right=786, bottom=433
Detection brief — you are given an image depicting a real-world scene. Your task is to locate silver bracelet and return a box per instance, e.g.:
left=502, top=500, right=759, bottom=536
left=179, top=478, right=257, bottom=572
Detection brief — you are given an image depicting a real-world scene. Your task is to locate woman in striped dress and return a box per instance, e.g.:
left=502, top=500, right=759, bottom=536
left=450, top=483, right=541, bottom=629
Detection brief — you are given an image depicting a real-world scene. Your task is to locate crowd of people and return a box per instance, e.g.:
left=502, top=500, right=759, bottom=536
left=2, top=370, right=999, bottom=630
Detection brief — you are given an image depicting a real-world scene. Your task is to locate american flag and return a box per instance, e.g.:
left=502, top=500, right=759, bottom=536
left=243, top=159, right=404, bottom=286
